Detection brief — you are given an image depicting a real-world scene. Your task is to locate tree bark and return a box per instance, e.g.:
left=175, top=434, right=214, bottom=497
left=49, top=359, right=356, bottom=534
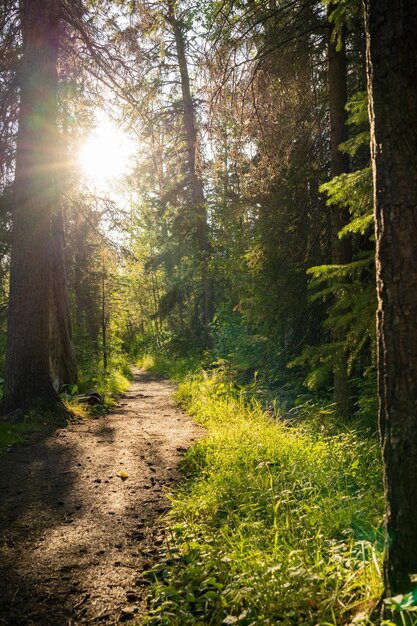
left=2, top=0, right=62, bottom=412
left=365, top=0, right=417, bottom=600
left=101, top=260, right=107, bottom=370
left=327, top=1, right=352, bottom=419
left=49, top=109, right=78, bottom=390
left=50, top=205, right=78, bottom=390
left=167, top=2, right=214, bottom=345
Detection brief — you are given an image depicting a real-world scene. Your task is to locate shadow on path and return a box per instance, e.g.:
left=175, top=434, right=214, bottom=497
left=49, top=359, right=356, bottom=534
left=0, top=369, right=201, bottom=625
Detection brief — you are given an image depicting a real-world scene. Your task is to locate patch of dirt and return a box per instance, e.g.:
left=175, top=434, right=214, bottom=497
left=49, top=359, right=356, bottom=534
left=0, top=368, right=201, bottom=625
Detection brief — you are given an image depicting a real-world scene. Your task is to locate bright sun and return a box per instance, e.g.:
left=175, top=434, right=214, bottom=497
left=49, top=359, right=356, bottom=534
left=78, top=119, right=135, bottom=184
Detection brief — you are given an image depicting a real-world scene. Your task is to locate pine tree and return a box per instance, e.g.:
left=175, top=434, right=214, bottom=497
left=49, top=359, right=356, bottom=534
left=2, top=0, right=63, bottom=412
left=365, top=0, right=417, bottom=604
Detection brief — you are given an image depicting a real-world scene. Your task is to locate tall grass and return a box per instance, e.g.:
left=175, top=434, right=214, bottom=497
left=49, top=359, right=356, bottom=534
left=141, top=363, right=385, bottom=625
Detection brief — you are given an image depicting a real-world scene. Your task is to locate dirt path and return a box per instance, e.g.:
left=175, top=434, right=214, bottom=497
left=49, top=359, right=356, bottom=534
left=0, top=369, right=201, bottom=625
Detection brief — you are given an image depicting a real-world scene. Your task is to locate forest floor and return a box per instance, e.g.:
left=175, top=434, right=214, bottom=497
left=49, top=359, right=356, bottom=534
left=0, top=368, right=201, bottom=625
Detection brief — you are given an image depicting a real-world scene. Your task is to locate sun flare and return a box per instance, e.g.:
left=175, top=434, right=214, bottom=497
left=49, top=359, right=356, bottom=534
left=78, top=119, right=135, bottom=184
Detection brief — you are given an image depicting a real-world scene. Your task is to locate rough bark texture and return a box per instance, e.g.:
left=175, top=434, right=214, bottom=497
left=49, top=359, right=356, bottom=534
left=49, top=111, right=78, bottom=390
left=167, top=3, right=214, bottom=344
left=2, top=0, right=61, bottom=412
left=327, top=2, right=352, bottom=419
left=50, top=205, right=78, bottom=390
left=365, top=0, right=417, bottom=599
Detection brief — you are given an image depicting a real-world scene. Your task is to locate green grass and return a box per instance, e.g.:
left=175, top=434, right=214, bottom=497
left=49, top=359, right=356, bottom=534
left=0, top=406, right=69, bottom=452
left=140, top=361, right=385, bottom=626
left=0, top=420, right=44, bottom=451
left=75, top=353, right=132, bottom=406
left=137, top=353, right=201, bottom=382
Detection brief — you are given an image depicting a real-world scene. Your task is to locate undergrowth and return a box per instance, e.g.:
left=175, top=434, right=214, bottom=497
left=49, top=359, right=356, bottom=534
left=61, top=353, right=132, bottom=412
left=0, top=404, right=70, bottom=451
left=140, top=359, right=385, bottom=626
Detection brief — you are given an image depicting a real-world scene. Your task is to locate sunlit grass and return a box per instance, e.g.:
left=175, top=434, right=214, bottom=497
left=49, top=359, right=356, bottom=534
left=140, top=361, right=384, bottom=625
left=96, top=368, right=130, bottom=398
left=63, top=400, right=90, bottom=420
left=137, top=353, right=201, bottom=382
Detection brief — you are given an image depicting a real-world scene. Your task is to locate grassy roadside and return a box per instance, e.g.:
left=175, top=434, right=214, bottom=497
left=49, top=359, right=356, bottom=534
left=138, top=355, right=385, bottom=626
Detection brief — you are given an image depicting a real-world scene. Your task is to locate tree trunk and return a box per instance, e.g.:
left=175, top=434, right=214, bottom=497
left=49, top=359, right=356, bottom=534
left=365, top=0, right=417, bottom=601
left=101, top=261, right=107, bottom=370
left=327, top=1, right=352, bottom=419
left=2, top=0, right=61, bottom=413
left=50, top=205, right=78, bottom=390
left=167, top=2, right=214, bottom=345
left=49, top=108, right=78, bottom=390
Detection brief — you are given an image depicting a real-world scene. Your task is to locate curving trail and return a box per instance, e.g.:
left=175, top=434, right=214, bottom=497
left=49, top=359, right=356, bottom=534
left=0, top=369, right=200, bottom=625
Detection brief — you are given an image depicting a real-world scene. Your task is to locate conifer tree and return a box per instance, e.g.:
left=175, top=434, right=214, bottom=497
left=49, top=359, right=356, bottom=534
left=365, top=0, right=417, bottom=603
left=166, top=0, right=213, bottom=345
left=2, top=0, right=63, bottom=412
left=327, top=0, right=351, bottom=418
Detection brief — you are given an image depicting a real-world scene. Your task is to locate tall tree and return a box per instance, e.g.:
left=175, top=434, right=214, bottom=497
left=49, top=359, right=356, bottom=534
left=166, top=0, right=213, bottom=345
left=203, top=0, right=324, bottom=356
left=365, top=0, right=417, bottom=602
left=2, top=0, right=63, bottom=412
left=50, top=203, right=78, bottom=390
left=327, top=0, right=352, bottom=418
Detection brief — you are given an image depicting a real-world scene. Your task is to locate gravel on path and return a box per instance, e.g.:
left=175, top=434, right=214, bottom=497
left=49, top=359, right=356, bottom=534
left=0, top=368, right=201, bottom=625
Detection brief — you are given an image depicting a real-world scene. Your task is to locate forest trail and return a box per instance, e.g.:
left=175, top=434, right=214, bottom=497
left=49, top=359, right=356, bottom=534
left=0, top=369, right=200, bottom=625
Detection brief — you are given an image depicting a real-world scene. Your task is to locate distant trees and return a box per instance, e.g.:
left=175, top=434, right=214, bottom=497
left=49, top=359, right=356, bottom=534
left=201, top=0, right=329, bottom=374
left=0, top=0, right=376, bottom=418
left=123, top=0, right=216, bottom=349
left=365, top=0, right=417, bottom=604
left=167, top=0, right=213, bottom=346
left=123, top=0, right=377, bottom=408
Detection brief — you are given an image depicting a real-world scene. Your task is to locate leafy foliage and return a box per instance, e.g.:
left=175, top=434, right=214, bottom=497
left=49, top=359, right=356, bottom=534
left=291, top=91, right=375, bottom=417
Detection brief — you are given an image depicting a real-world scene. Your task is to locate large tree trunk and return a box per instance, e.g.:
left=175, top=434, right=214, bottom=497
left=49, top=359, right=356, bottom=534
left=365, top=0, right=417, bottom=600
left=167, top=2, right=214, bottom=345
left=327, top=1, right=352, bottom=419
left=2, top=0, right=61, bottom=413
left=49, top=109, right=78, bottom=390
left=50, top=205, right=78, bottom=390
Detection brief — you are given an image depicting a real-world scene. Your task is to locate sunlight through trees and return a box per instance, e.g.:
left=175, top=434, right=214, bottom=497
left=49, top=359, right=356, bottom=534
left=1, top=0, right=416, bottom=622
